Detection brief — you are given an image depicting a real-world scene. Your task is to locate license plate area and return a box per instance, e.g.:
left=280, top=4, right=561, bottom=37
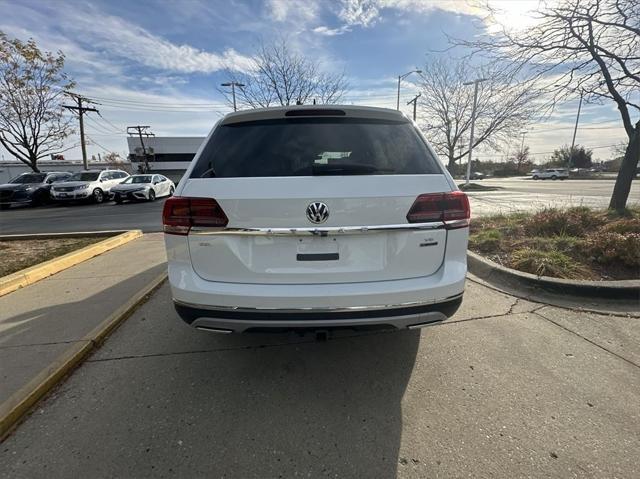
left=296, top=237, right=339, bottom=256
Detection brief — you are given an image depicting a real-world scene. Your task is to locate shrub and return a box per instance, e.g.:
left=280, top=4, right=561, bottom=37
left=601, top=218, right=640, bottom=235
left=469, top=229, right=502, bottom=253
left=523, top=207, right=604, bottom=237
left=583, top=232, right=640, bottom=268
left=509, top=248, right=592, bottom=279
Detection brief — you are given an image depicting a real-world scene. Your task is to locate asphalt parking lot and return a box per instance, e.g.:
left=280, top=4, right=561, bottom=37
left=0, top=199, right=167, bottom=235
left=466, top=177, right=640, bottom=216
left=1, top=178, right=639, bottom=235
left=2, top=280, right=638, bottom=478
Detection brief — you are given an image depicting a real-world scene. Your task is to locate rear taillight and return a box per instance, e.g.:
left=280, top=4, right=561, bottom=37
left=162, top=197, right=228, bottom=235
left=406, top=191, right=470, bottom=229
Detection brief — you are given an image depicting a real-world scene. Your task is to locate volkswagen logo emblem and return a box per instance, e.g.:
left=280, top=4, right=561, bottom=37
left=306, top=202, right=329, bottom=224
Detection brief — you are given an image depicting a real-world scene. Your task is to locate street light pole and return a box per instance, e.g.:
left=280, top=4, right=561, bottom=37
left=396, top=70, right=422, bottom=110
left=569, top=91, right=584, bottom=168
left=463, top=78, right=488, bottom=185
left=407, top=93, right=421, bottom=121
left=221, top=82, right=246, bottom=112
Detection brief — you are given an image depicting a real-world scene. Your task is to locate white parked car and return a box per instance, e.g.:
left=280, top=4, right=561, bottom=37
left=532, top=168, right=569, bottom=180
left=50, top=169, right=129, bottom=203
left=111, top=174, right=175, bottom=203
left=163, top=105, right=470, bottom=334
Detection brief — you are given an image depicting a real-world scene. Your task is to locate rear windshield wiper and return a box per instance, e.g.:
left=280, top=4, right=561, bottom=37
left=310, top=163, right=394, bottom=176
left=199, top=164, right=217, bottom=178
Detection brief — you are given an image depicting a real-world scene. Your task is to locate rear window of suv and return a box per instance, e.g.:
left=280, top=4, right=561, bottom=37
left=191, top=117, right=441, bottom=178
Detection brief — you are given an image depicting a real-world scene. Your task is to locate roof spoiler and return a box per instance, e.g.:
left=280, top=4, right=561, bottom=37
left=285, top=109, right=346, bottom=117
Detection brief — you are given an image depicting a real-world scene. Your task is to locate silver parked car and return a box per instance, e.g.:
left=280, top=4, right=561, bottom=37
left=112, top=174, right=175, bottom=203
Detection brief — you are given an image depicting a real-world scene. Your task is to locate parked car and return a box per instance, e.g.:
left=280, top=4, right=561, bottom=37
left=470, top=172, right=485, bottom=180
left=163, top=105, right=470, bottom=334
left=0, top=171, right=71, bottom=209
left=50, top=169, right=129, bottom=203
left=111, top=174, right=175, bottom=203
left=532, top=168, right=569, bottom=180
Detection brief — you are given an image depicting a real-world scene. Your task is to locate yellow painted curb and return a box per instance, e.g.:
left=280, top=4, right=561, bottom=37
left=0, top=271, right=167, bottom=441
left=0, top=230, right=143, bottom=297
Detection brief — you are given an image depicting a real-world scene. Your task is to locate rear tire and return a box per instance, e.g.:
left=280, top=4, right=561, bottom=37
left=93, top=188, right=104, bottom=204
left=551, top=175, right=558, bottom=180
left=148, top=189, right=156, bottom=201
left=533, top=175, right=539, bottom=180
left=0, top=204, right=9, bottom=210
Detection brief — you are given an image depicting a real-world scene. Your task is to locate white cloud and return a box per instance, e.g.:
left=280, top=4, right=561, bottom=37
left=334, top=0, right=543, bottom=32
left=1, top=2, right=254, bottom=75
left=338, top=0, right=380, bottom=27
left=266, top=0, right=321, bottom=23
left=313, top=25, right=351, bottom=36
left=62, top=7, right=254, bottom=74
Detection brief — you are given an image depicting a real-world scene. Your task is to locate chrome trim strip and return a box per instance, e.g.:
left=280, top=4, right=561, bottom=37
left=173, top=293, right=463, bottom=314
left=190, top=221, right=446, bottom=236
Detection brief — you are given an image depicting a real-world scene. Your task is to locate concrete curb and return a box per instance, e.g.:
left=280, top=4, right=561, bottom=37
left=467, top=251, right=640, bottom=301
left=0, top=271, right=167, bottom=441
left=0, top=230, right=143, bottom=297
left=0, top=230, right=135, bottom=241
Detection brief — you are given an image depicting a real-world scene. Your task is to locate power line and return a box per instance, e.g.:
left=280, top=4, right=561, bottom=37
left=84, top=115, right=120, bottom=135
left=96, top=111, right=126, bottom=132
left=85, top=135, right=112, bottom=153
left=526, top=143, right=621, bottom=156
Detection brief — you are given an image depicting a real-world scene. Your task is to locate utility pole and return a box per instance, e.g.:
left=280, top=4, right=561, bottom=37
left=396, top=70, right=422, bottom=110
left=520, top=130, right=528, bottom=153
left=569, top=91, right=584, bottom=168
left=62, top=95, right=99, bottom=169
left=221, top=82, right=245, bottom=111
left=127, top=126, right=155, bottom=173
left=463, top=78, right=488, bottom=185
left=407, top=93, right=421, bottom=121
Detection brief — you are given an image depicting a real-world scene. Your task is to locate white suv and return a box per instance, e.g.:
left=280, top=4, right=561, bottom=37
left=163, top=106, right=469, bottom=334
left=51, top=169, right=129, bottom=203
left=532, top=168, right=569, bottom=180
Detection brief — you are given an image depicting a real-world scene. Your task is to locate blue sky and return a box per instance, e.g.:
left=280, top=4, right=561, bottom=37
left=0, top=0, right=628, bottom=163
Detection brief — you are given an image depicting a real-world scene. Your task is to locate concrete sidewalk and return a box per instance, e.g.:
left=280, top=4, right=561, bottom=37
left=0, top=234, right=166, bottom=418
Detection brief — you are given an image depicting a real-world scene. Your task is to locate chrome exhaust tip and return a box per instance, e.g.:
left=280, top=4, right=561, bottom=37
left=195, top=326, right=233, bottom=334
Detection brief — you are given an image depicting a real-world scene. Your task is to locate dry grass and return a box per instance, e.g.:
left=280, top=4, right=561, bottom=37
left=0, top=237, right=102, bottom=277
left=469, top=207, right=640, bottom=280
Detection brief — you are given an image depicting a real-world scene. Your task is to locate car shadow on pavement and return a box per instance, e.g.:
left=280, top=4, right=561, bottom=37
left=1, top=275, right=420, bottom=478
left=168, top=328, right=421, bottom=477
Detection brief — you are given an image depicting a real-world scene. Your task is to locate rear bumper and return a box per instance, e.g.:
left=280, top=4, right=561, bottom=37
left=174, top=295, right=462, bottom=333
left=166, top=225, right=468, bottom=333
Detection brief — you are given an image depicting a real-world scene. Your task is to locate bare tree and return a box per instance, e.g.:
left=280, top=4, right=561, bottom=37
left=513, top=145, right=531, bottom=174
left=221, top=39, right=348, bottom=108
left=0, top=32, right=75, bottom=172
left=418, top=57, right=541, bottom=171
left=455, top=0, right=640, bottom=211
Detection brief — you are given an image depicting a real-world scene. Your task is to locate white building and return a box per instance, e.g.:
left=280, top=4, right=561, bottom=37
left=127, top=136, right=205, bottom=182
